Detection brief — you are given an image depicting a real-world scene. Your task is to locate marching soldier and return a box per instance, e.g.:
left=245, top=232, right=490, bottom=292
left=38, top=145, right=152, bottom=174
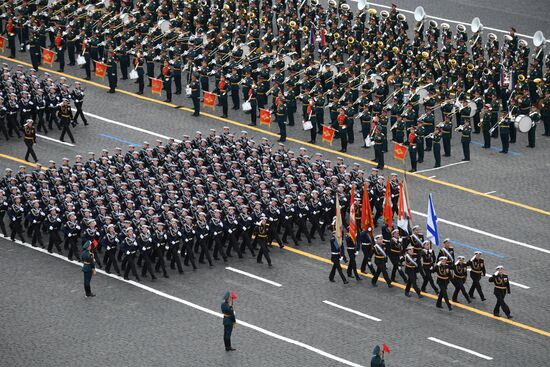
left=58, top=99, right=75, bottom=144
left=64, top=213, right=81, bottom=261
left=371, top=235, right=393, bottom=288
left=387, top=229, right=407, bottom=283
left=255, top=215, right=272, bottom=266
left=419, top=241, right=439, bottom=294
left=346, top=234, right=361, bottom=280
left=23, top=120, right=38, bottom=163
left=435, top=257, right=453, bottom=311
left=403, top=245, right=423, bottom=298
left=122, top=228, right=141, bottom=281
left=467, top=251, right=486, bottom=301
left=488, top=265, right=512, bottom=318
left=8, top=195, right=25, bottom=242
left=44, top=207, right=63, bottom=254
left=451, top=256, right=472, bottom=304
left=71, top=82, right=88, bottom=126
left=102, top=224, right=121, bottom=276
left=329, top=229, right=348, bottom=284
left=27, top=200, right=45, bottom=248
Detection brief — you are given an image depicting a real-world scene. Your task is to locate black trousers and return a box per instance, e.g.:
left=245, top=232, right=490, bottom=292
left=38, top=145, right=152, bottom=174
left=60, top=121, right=75, bottom=143
left=329, top=254, right=347, bottom=282
left=442, top=136, right=451, bottom=156
left=10, top=220, right=25, bottom=241
left=182, top=241, right=197, bottom=269
left=198, top=238, right=213, bottom=266
left=405, top=268, right=421, bottom=295
left=281, top=220, right=298, bottom=245
left=73, top=102, right=87, bottom=124
left=223, top=323, right=233, bottom=350
left=295, top=217, right=311, bottom=243
left=436, top=279, right=452, bottom=308
left=372, top=261, right=391, bottom=285
left=462, top=141, right=470, bottom=160
left=493, top=289, right=511, bottom=316
left=420, top=267, right=439, bottom=293
left=220, top=95, right=228, bottom=116
left=239, top=232, right=255, bottom=256
left=123, top=254, right=140, bottom=280
left=482, top=129, right=491, bottom=148
left=308, top=215, right=324, bottom=241
left=267, top=222, right=283, bottom=247
left=374, top=145, right=384, bottom=169
left=527, top=124, right=536, bottom=147
left=66, top=236, right=80, bottom=260
left=192, top=96, right=200, bottom=115
left=30, top=223, right=44, bottom=246
left=47, top=231, right=62, bottom=253
left=389, top=255, right=407, bottom=282
left=346, top=248, right=360, bottom=278
left=168, top=245, right=184, bottom=273
left=83, top=271, right=93, bottom=296
left=452, top=278, right=471, bottom=302
left=360, top=245, right=374, bottom=273
left=212, top=235, right=227, bottom=261
left=36, top=110, right=47, bottom=133
left=256, top=237, right=271, bottom=265
left=104, top=249, right=121, bottom=274
left=140, top=251, right=156, bottom=278
left=500, top=133, right=509, bottom=152
left=468, top=274, right=485, bottom=300
left=225, top=232, right=242, bottom=258
left=24, top=140, right=38, bottom=162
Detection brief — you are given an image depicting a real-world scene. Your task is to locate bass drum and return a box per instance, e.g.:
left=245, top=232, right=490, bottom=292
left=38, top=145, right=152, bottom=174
left=468, top=100, right=477, bottom=117
left=417, top=88, right=428, bottom=104
left=514, top=114, right=532, bottom=133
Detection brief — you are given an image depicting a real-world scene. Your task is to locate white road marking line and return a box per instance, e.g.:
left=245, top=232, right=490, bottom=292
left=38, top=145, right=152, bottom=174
left=323, top=300, right=382, bottom=322
left=74, top=109, right=182, bottom=143
left=350, top=1, right=535, bottom=39
left=484, top=191, right=497, bottom=195
left=415, top=161, right=469, bottom=173
left=36, top=134, right=75, bottom=147
left=225, top=267, right=282, bottom=287
left=412, top=210, right=550, bottom=255
left=429, top=175, right=437, bottom=179
left=0, top=234, right=365, bottom=367
left=427, top=337, right=493, bottom=361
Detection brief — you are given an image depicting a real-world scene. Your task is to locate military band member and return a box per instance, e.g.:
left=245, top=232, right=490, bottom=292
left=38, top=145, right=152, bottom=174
left=467, top=251, right=486, bottom=301
left=371, top=235, right=393, bottom=288
left=489, top=265, right=512, bottom=318
left=460, top=121, right=472, bottom=161
left=499, top=111, right=511, bottom=153
left=435, top=256, right=453, bottom=311
left=432, top=126, right=442, bottom=167
left=275, top=97, right=287, bottom=142
left=23, top=120, right=38, bottom=163
left=442, top=116, right=453, bottom=157
left=480, top=104, right=492, bottom=148
left=159, top=61, right=173, bottom=103
left=219, top=75, right=229, bottom=118
left=190, top=73, right=201, bottom=116
left=81, top=240, right=96, bottom=297
left=54, top=31, right=65, bottom=72
left=105, top=51, right=118, bottom=94
left=134, top=51, right=145, bottom=95
left=527, top=108, right=541, bottom=148
left=404, top=245, right=423, bottom=298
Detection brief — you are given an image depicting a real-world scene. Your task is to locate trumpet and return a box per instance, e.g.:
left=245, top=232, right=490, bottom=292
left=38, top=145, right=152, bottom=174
left=454, top=125, right=464, bottom=132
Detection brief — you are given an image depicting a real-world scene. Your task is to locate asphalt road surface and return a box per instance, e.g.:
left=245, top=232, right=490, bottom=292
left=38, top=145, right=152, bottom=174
left=1, top=1, right=549, bottom=366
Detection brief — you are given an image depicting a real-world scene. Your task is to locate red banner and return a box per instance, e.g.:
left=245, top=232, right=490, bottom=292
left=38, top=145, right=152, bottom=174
left=42, top=48, right=55, bottom=65
left=361, top=182, right=374, bottom=234
left=259, top=109, right=271, bottom=125
left=322, top=125, right=336, bottom=145
left=203, top=91, right=216, bottom=108
left=151, top=78, right=163, bottom=95
left=0, top=37, right=5, bottom=52
left=95, top=61, right=107, bottom=78
left=393, top=142, right=408, bottom=161
left=383, top=179, right=393, bottom=230
left=348, top=184, right=357, bottom=243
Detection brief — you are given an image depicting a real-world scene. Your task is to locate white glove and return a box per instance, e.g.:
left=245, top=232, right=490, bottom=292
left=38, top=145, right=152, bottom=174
left=106, top=246, right=111, bottom=250
left=33, top=220, right=37, bottom=224
left=126, top=251, right=130, bottom=255
left=165, top=245, right=169, bottom=250
left=355, top=251, right=359, bottom=256
left=142, top=247, right=146, bottom=251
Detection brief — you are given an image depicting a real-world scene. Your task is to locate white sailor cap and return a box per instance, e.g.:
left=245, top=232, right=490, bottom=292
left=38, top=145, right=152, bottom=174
left=495, top=265, right=504, bottom=270
left=374, top=234, right=383, bottom=240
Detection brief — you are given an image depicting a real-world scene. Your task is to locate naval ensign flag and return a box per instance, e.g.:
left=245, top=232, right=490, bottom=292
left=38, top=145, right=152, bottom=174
left=426, top=194, right=440, bottom=246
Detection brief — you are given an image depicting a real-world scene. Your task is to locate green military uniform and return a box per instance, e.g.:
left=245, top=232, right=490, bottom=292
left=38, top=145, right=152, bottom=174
left=81, top=241, right=96, bottom=297
left=461, top=124, right=472, bottom=161
left=499, top=116, right=510, bottom=153
left=442, top=120, right=453, bottom=156
left=370, top=345, right=385, bottom=367
left=221, top=292, right=237, bottom=351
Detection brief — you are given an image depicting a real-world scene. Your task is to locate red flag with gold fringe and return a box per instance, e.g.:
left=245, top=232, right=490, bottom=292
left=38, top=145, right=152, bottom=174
left=259, top=109, right=271, bottom=125
left=203, top=91, right=216, bottom=108
left=42, top=48, right=55, bottom=65
left=95, top=61, right=107, bottom=78
left=322, top=125, right=336, bottom=145
left=151, top=78, right=163, bottom=95
left=394, top=142, right=408, bottom=161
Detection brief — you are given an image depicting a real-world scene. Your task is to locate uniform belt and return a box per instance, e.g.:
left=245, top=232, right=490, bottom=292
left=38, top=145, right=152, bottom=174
left=390, top=249, right=401, bottom=253
left=406, top=264, right=416, bottom=268
left=375, top=255, right=385, bottom=259
left=470, top=269, right=482, bottom=273
left=495, top=285, right=507, bottom=289
left=223, top=313, right=232, bottom=316
left=437, top=275, right=448, bottom=280
left=455, top=274, right=465, bottom=279
left=331, top=252, right=340, bottom=255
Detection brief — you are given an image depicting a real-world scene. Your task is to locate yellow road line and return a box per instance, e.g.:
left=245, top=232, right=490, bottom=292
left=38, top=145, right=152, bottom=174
left=0, top=153, right=47, bottom=170
left=1, top=55, right=548, bottom=216
left=281, top=245, right=550, bottom=338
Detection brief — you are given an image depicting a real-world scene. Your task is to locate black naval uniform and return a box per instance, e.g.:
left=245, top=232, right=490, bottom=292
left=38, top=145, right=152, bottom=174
left=489, top=271, right=512, bottom=318
left=23, top=123, right=38, bottom=162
